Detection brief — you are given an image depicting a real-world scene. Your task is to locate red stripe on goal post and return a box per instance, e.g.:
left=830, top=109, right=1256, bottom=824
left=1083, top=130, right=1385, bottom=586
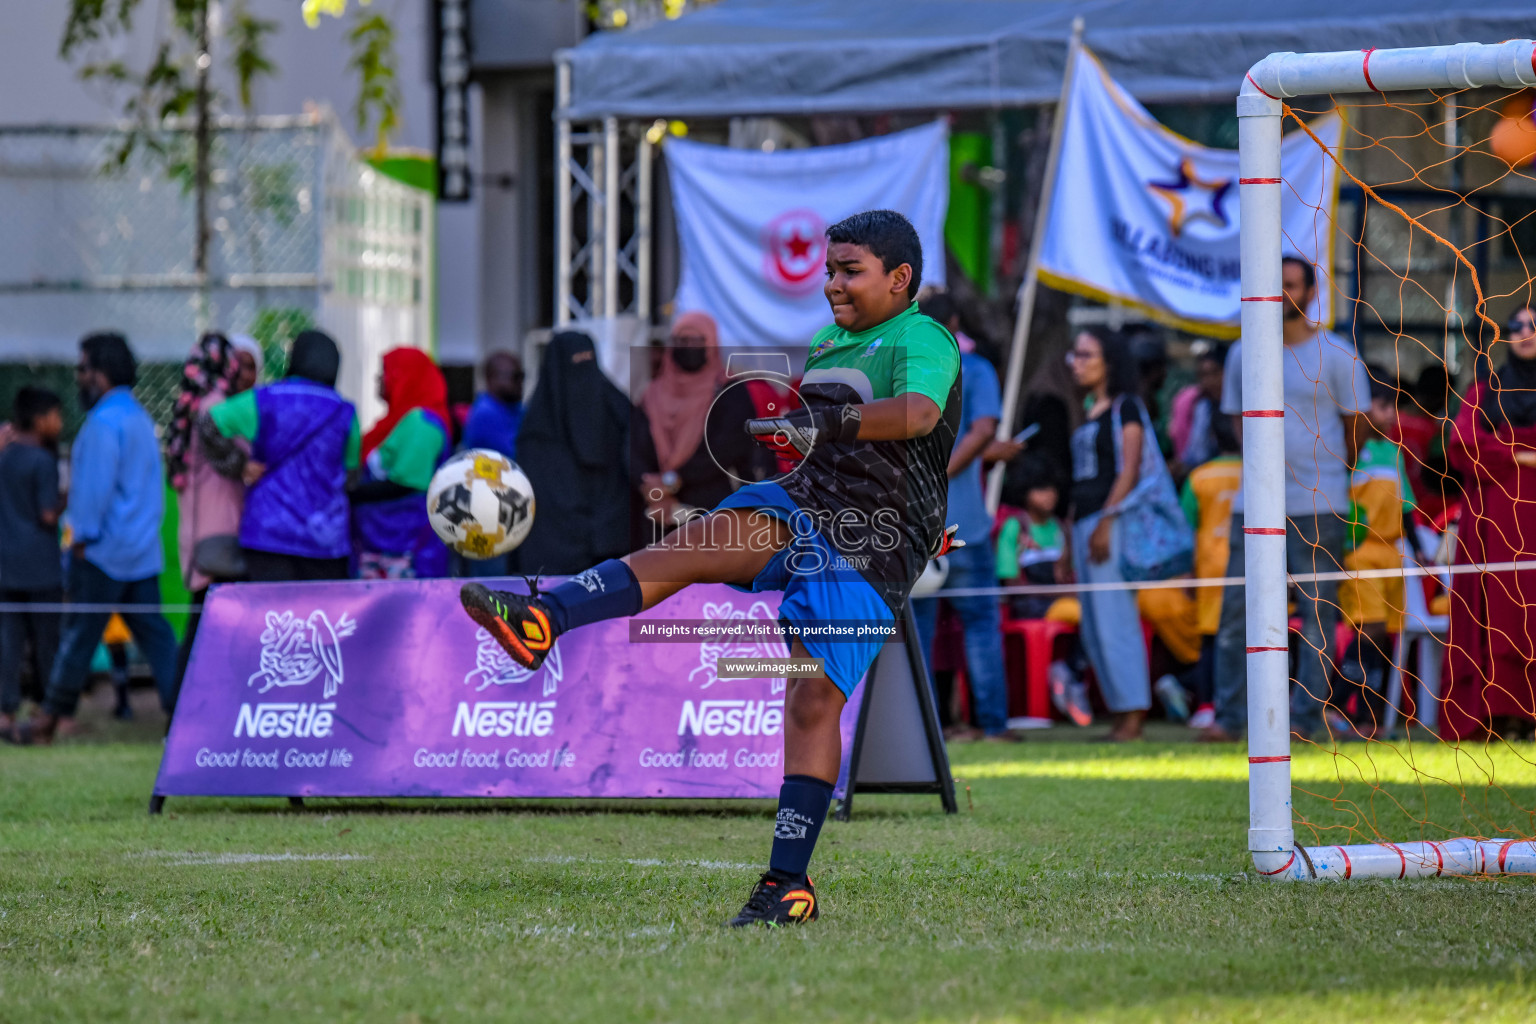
left=1379, top=842, right=1406, bottom=879
left=1361, top=47, right=1380, bottom=92
left=1256, top=851, right=1296, bottom=876
left=1336, top=846, right=1352, bottom=880
left=1244, top=72, right=1278, bottom=100
left=1243, top=410, right=1284, bottom=418
left=1241, top=295, right=1284, bottom=302
left=1244, top=527, right=1285, bottom=535
left=1248, top=755, right=1291, bottom=763
left=1239, top=177, right=1282, bottom=184
left=1246, top=647, right=1287, bottom=653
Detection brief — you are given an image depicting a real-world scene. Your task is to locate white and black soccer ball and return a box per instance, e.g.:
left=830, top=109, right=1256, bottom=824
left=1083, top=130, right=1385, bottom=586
left=426, top=449, right=536, bottom=559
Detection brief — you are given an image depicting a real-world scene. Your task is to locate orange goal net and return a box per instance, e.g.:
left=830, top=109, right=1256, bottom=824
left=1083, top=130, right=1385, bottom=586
left=1235, top=42, right=1536, bottom=878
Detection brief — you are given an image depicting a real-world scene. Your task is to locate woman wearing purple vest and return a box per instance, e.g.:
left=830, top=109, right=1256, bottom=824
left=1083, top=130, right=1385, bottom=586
left=202, top=330, right=360, bottom=581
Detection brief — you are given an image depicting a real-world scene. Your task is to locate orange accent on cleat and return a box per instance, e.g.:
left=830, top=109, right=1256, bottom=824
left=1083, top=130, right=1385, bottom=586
left=490, top=618, right=535, bottom=665
left=522, top=607, right=553, bottom=651
left=459, top=582, right=561, bottom=674
left=783, top=890, right=816, bottom=919
left=726, top=871, right=818, bottom=927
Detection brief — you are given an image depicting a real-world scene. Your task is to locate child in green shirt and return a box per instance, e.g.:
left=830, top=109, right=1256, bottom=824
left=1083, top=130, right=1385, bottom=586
left=996, top=455, right=1065, bottom=620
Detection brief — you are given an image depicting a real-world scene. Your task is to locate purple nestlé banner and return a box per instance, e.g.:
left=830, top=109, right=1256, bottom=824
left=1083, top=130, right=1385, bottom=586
left=155, top=579, right=865, bottom=802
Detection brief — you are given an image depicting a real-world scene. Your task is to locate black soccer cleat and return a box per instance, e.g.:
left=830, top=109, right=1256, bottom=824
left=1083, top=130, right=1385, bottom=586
left=459, top=581, right=561, bottom=671
left=726, top=870, right=818, bottom=928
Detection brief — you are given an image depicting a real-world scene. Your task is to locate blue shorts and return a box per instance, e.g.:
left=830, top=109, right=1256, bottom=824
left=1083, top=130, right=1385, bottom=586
left=712, top=481, right=894, bottom=698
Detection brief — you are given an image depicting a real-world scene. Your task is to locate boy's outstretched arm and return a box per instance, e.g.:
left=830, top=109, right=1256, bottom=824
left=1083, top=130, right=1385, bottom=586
left=746, top=394, right=941, bottom=458
left=853, top=393, right=942, bottom=440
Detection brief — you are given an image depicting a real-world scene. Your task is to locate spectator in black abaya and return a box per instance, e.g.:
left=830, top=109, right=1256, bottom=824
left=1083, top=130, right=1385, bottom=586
left=514, top=331, right=633, bottom=576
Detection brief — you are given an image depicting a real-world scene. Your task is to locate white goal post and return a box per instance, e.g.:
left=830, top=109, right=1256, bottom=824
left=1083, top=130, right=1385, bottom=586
left=1238, top=39, right=1536, bottom=880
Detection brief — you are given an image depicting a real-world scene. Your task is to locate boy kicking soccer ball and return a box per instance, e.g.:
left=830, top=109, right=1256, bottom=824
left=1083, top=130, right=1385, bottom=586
left=461, top=210, right=962, bottom=927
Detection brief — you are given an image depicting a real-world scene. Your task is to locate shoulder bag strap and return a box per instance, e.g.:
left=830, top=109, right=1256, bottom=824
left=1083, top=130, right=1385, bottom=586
left=1109, top=395, right=1126, bottom=474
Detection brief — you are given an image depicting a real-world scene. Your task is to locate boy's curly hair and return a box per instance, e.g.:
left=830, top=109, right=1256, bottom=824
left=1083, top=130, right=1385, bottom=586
left=826, top=210, right=923, bottom=300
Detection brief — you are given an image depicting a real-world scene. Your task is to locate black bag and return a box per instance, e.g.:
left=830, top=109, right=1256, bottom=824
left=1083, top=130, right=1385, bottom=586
left=192, top=534, right=248, bottom=582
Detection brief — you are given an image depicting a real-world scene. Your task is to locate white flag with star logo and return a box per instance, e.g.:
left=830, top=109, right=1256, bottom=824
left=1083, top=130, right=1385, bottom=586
left=666, top=121, right=948, bottom=347
left=1037, top=43, right=1341, bottom=335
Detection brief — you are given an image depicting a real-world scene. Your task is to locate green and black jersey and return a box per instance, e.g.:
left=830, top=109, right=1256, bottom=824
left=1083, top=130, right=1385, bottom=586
left=779, top=301, right=963, bottom=611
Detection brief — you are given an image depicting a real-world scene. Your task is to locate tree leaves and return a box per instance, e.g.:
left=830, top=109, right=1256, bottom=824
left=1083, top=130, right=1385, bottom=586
left=61, top=0, right=139, bottom=58
left=230, top=3, right=278, bottom=112
left=63, top=0, right=399, bottom=181
left=347, top=12, right=401, bottom=159
left=63, top=3, right=199, bottom=172
left=301, top=0, right=350, bottom=30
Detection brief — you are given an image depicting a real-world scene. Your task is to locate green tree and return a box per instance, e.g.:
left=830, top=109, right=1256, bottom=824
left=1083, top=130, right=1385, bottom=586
left=348, top=11, right=401, bottom=160
left=61, top=0, right=403, bottom=310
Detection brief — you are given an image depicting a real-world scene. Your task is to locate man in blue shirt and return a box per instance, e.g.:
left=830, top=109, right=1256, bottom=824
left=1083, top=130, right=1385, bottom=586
left=9, top=333, right=180, bottom=745
left=911, top=293, right=1024, bottom=741
left=460, top=350, right=525, bottom=456
left=455, top=350, right=525, bottom=577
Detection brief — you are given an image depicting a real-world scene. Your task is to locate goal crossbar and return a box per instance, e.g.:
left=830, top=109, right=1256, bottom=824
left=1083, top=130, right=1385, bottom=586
left=1238, top=39, right=1536, bottom=881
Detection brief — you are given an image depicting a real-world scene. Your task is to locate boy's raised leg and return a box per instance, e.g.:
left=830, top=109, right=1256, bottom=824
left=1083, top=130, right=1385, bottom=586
left=461, top=508, right=791, bottom=670
left=623, top=507, right=791, bottom=608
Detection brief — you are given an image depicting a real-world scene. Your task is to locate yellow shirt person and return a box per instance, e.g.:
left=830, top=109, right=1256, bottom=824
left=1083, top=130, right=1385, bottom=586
left=1179, top=454, right=1242, bottom=636
left=1339, top=437, right=1415, bottom=633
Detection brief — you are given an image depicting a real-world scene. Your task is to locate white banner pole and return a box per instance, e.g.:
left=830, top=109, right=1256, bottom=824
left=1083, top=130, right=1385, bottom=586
left=555, top=56, right=574, bottom=327
left=986, top=16, right=1083, bottom=515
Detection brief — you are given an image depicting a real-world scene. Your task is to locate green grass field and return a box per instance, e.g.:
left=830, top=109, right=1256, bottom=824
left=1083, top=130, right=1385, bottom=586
left=5, top=697, right=1536, bottom=1023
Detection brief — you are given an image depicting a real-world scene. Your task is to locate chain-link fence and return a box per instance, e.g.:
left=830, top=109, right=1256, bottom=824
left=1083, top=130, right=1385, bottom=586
left=0, top=111, right=433, bottom=437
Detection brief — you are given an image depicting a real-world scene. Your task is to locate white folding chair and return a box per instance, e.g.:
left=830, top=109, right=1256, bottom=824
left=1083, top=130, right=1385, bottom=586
left=1383, top=541, right=1449, bottom=734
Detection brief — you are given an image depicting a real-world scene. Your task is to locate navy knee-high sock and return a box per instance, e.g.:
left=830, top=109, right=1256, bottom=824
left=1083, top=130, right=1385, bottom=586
left=769, top=774, right=834, bottom=879
left=537, top=559, right=643, bottom=632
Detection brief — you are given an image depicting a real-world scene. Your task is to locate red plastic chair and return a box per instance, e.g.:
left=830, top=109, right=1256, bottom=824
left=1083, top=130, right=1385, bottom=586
left=1000, top=617, right=1077, bottom=720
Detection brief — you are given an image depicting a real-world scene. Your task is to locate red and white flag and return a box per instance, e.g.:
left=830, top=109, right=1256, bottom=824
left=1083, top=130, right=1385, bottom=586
left=666, top=121, right=949, bottom=347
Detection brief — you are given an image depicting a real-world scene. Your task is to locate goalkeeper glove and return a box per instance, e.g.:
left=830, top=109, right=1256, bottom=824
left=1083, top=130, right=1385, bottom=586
left=745, top=403, right=862, bottom=460
left=930, top=523, right=967, bottom=559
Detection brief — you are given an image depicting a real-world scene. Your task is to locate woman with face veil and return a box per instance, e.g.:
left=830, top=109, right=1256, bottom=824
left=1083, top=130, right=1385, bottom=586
left=513, top=331, right=633, bottom=575
left=633, top=311, right=771, bottom=542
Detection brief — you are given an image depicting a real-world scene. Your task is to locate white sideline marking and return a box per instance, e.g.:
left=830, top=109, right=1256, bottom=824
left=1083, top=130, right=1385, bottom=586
left=627, top=924, right=677, bottom=938
left=624, top=857, right=757, bottom=870
left=522, top=855, right=756, bottom=870
left=138, top=851, right=370, bottom=866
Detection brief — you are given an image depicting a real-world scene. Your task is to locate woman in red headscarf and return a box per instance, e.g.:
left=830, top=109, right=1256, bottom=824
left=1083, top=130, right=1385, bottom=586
left=633, top=311, right=773, bottom=542
left=352, top=347, right=453, bottom=578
